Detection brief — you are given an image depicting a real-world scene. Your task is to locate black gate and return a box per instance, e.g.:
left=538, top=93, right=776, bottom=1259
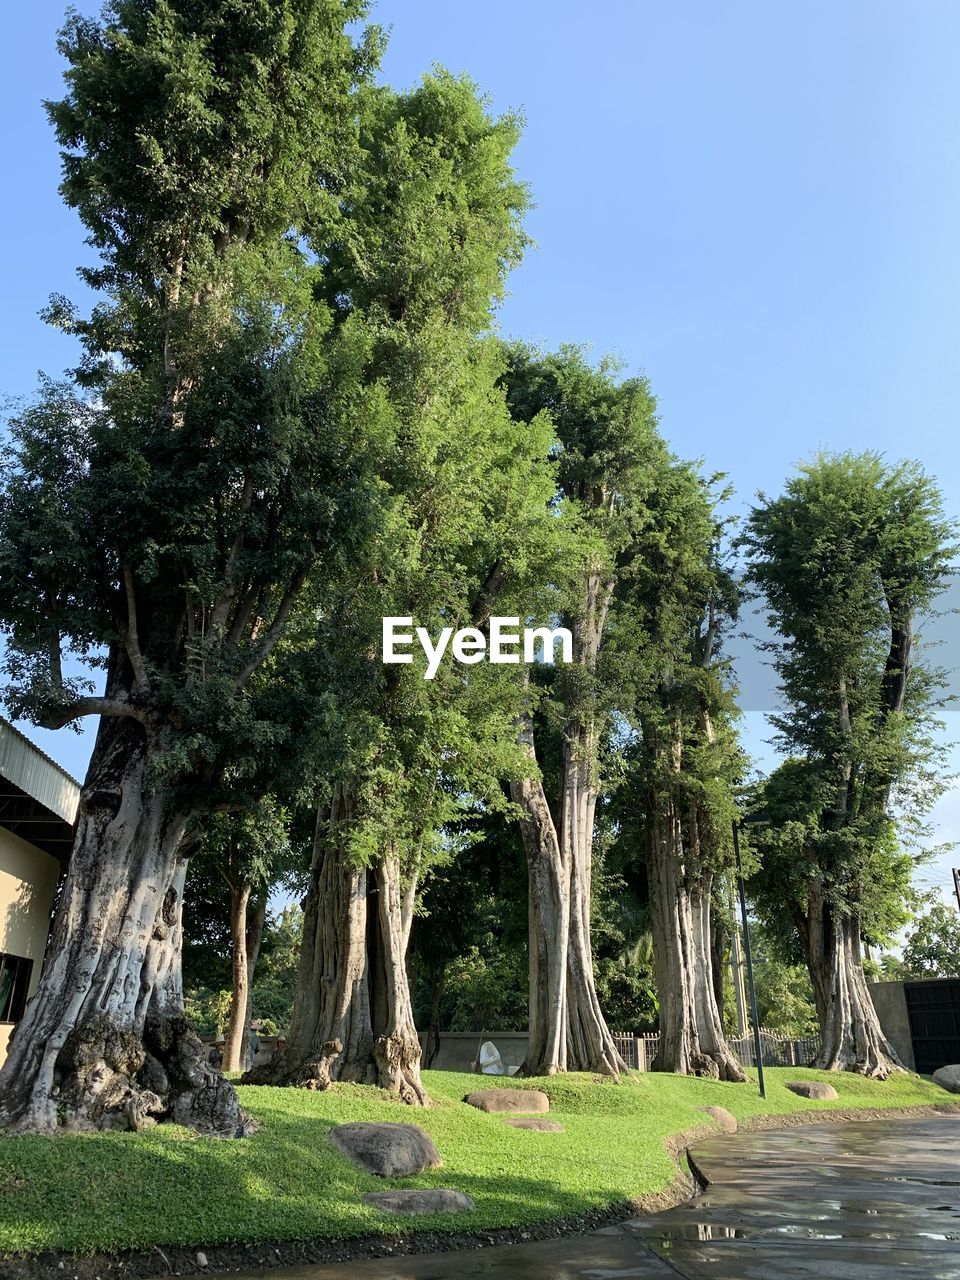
left=904, top=979, right=960, bottom=1074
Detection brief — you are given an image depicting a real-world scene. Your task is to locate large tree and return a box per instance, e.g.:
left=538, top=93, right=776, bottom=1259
left=500, top=347, right=673, bottom=1078
left=743, top=453, right=955, bottom=1076
left=0, top=0, right=395, bottom=1136
left=245, top=80, right=552, bottom=1103
left=610, top=464, right=746, bottom=1079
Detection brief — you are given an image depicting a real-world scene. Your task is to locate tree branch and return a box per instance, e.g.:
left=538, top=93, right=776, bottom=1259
left=207, top=476, right=255, bottom=642
left=122, top=562, right=151, bottom=696
left=39, top=696, right=148, bottom=730
left=471, top=559, right=505, bottom=628
left=235, top=566, right=310, bottom=689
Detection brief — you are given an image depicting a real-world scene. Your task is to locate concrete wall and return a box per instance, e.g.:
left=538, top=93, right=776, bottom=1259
left=0, top=826, right=60, bottom=1065
left=420, top=1031, right=529, bottom=1074
left=867, top=980, right=916, bottom=1071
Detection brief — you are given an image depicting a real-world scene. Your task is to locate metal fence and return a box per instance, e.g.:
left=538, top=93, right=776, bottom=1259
left=613, top=1029, right=822, bottom=1072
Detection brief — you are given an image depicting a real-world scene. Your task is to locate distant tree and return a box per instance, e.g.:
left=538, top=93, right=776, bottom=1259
left=744, top=453, right=955, bottom=1076
left=250, top=905, right=304, bottom=1034
left=194, top=798, right=294, bottom=1071
left=409, top=807, right=528, bottom=1061
left=901, top=892, right=960, bottom=978
left=749, top=926, right=819, bottom=1039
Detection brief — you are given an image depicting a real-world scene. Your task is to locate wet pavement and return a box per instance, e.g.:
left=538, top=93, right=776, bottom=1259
left=226, top=1114, right=960, bottom=1279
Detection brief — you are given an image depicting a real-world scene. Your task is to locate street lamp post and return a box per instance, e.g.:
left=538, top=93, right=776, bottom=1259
left=731, top=816, right=767, bottom=1099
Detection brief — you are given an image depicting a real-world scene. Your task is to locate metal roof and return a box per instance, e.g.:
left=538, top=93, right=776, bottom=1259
left=0, top=718, right=80, bottom=857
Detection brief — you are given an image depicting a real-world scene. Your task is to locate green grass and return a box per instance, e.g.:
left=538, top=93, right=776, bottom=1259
left=0, top=1067, right=951, bottom=1255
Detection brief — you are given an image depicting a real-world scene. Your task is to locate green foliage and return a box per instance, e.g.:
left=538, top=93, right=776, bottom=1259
left=440, top=946, right=528, bottom=1032
left=251, top=905, right=304, bottom=1033
left=901, top=891, right=960, bottom=978
left=184, top=987, right=232, bottom=1039
left=0, top=1070, right=950, bottom=1254
left=0, top=5, right=537, bottom=847
left=195, top=794, right=294, bottom=891
left=751, top=943, right=819, bottom=1038
left=47, top=0, right=378, bottom=301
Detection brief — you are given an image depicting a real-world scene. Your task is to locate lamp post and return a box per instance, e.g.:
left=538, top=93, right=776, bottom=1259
left=731, top=815, right=768, bottom=1099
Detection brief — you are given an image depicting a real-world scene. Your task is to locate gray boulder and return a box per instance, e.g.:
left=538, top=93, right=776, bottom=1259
left=363, top=1189, right=475, bottom=1215
left=329, top=1122, right=442, bottom=1177
left=932, top=1064, right=960, bottom=1094
left=502, top=1116, right=565, bottom=1132
left=701, top=1105, right=737, bottom=1133
left=786, top=1080, right=839, bottom=1101
left=464, top=1088, right=550, bottom=1114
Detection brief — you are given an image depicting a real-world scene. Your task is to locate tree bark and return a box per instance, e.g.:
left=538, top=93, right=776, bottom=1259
left=710, top=898, right=728, bottom=1020
left=244, top=786, right=427, bottom=1103
left=801, top=887, right=903, bottom=1078
left=0, top=716, right=252, bottom=1136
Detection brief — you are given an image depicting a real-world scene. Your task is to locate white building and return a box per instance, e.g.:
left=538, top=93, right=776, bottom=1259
left=0, top=718, right=79, bottom=1065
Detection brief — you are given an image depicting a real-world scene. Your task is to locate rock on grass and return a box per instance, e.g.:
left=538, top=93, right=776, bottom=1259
left=329, top=1122, right=442, bottom=1177
left=464, top=1089, right=550, bottom=1114
left=786, top=1081, right=839, bottom=1101
left=502, top=1117, right=565, bottom=1132
left=701, top=1105, right=737, bottom=1133
left=363, top=1189, right=475, bottom=1215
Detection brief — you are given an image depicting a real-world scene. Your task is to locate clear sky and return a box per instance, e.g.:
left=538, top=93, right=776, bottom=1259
left=3, top=1, right=960, bottom=902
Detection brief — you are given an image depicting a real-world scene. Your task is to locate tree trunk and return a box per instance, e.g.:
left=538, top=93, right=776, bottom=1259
left=241, top=896, right=267, bottom=1070
left=710, top=898, right=728, bottom=1020
left=512, top=755, right=569, bottom=1075
left=223, top=882, right=252, bottom=1073
left=244, top=787, right=427, bottom=1103
left=802, top=888, right=903, bottom=1078
left=511, top=709, right=626, bottom=1078
left=0, top=716, right=252, bottom=1136
left=563, top=727, right=628, bottom=1075
left=645, top=783, right=746, bottom=1081
left=424, top=963, right=445, bottom=1068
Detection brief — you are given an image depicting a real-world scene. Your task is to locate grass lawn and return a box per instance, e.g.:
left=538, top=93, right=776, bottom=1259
left=0, top=1067, right=951, bottom=1256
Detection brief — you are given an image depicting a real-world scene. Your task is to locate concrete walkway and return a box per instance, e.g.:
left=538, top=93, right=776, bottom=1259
left=226, top=1114, right=960, bottom=1280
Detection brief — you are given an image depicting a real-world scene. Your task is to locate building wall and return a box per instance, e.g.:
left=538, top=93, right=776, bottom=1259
left=419, top=1031, right=529, bottom=1074
left=0, top=825, right=61, bottom=1064
left=867, top=980, right=916, bottom=1071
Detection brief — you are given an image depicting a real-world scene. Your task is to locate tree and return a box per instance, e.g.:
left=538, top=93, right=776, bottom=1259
left=194, top=798, right=293, bottom=1071
left=743, top=453, right=955, bottom=1076
left=610, top=464, right=747, bottom=1080
left=901, top=892, right=960, bottom=978
left=499, top=346, right=676, bottom=1078
left=245, top=76, right=549, bottom=1103
left=0, top=0, right=388, bottom=1135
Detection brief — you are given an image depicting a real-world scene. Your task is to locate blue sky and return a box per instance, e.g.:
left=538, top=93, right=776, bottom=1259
left=3, top=1, right=960, bottom=902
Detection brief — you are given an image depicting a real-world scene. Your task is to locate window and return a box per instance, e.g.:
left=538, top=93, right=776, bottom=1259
left=0, top=953, right=33, bottom=1024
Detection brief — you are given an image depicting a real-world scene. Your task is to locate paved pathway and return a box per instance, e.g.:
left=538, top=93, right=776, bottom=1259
left=226, top=1114, right=960, bottom=1279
